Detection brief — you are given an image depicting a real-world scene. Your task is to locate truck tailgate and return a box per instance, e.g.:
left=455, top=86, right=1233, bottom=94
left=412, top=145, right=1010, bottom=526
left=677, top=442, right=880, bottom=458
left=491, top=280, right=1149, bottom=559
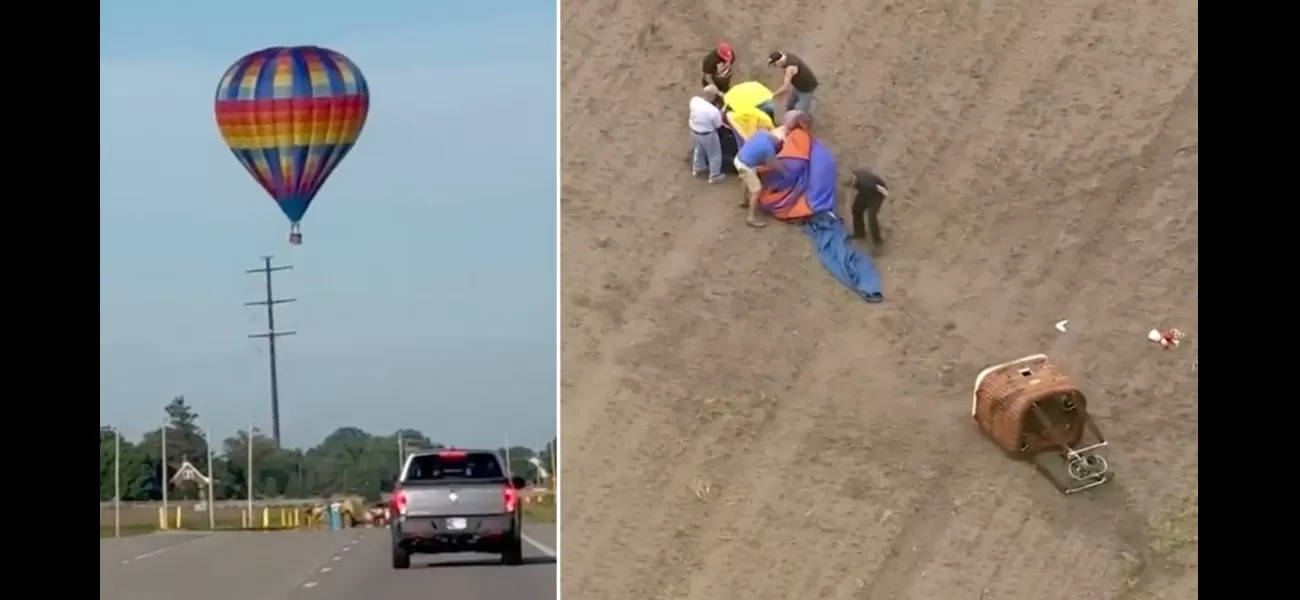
left=403, top=483, right=504, bottom=517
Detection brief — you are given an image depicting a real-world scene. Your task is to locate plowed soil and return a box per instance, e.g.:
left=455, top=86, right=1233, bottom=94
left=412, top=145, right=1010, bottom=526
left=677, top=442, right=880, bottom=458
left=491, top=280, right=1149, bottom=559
left=559, top=1, right=1198, bottom=599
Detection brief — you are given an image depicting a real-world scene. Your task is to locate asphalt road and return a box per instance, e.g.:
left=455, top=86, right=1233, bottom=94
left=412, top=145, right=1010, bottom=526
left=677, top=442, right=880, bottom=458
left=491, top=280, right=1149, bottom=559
left=100, top=525, right=556, bottom=600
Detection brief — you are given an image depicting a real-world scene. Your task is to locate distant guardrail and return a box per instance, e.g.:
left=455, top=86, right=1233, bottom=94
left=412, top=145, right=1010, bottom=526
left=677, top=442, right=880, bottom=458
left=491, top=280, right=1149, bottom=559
left=101, top=488, right=554, bottom=509
left=99, top=499, right=322, bottom=508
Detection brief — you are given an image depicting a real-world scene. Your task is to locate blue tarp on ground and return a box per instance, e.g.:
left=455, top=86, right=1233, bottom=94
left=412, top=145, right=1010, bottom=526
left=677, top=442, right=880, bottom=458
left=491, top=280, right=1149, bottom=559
left=802, top=212, right=884, bottom=303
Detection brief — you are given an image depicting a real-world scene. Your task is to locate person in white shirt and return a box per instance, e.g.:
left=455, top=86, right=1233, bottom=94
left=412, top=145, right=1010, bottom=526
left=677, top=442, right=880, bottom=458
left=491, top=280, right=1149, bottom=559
left=688, top=85, right=726, bottom=183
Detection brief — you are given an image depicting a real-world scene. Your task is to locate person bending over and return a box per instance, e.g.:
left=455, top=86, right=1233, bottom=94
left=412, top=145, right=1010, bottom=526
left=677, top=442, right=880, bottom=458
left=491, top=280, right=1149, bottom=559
left=768, top=51, right=819, bottom=115
left=701, top=43, right=736, bottom=95
left=846, top=169, right=890, bottom=246
left=734, top=127, right=788, bottom=229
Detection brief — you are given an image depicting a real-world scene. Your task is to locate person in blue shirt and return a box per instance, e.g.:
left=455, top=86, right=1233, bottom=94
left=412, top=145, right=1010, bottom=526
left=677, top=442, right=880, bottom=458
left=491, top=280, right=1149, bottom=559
left=733, top=127, right=787, bottom=228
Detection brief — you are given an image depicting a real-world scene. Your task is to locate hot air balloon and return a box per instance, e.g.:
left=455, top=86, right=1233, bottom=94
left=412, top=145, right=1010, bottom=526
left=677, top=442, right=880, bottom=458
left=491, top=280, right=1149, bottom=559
left=214, top=46, right=370, bottom=245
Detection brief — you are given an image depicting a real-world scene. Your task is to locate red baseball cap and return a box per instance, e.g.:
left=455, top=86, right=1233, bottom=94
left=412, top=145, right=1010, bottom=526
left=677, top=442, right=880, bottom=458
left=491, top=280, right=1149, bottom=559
left=716, top=43, right=734, bottom=61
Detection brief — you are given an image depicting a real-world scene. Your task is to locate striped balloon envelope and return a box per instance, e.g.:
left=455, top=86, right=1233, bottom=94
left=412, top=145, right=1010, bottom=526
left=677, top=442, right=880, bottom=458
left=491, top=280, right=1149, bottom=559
left=214, top=46, right=370, bottom=245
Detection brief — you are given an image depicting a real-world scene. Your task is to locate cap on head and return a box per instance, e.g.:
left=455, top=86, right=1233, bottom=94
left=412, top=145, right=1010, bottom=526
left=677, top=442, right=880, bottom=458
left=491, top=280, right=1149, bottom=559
left=716, top=43, right=734, bottom=61
left=767, top=52, right=785, bottom=66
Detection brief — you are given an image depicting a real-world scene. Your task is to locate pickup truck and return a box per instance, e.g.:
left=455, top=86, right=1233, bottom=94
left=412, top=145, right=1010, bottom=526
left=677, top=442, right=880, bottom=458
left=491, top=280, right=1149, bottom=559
left=389, top=448, right=528, bottom=568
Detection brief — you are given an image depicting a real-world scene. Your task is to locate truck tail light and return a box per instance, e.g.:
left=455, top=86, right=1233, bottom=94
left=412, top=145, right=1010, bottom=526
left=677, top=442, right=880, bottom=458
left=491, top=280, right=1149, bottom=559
left=392, top=488, right=408, bottom=516
left=503, top=485, right=519, bottom=512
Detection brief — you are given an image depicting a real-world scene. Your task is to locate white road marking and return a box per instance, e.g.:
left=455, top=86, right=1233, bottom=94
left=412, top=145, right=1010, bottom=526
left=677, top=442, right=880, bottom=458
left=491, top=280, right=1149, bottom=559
left=522, top=534, right=557, bottom=557
left=130, top=547, right=170, bottom=561
left=302, top=582, right=318, bottom=589
left=332, top=556, right=342, bottom=561
left=320, top=567, right=332, bottom=573
left=341, top=546, right=351, bottom=552
left=119, top=536, right=215, bottom=564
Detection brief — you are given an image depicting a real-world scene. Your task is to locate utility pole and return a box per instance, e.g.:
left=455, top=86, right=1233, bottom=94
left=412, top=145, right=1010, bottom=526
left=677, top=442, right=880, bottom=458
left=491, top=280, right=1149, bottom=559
left=160, top=422, right=169, bottom=526
left=205, top=427, right=216, bottom=530
left=245, top=256, right=296, bottom=447
left=113, top=427, right=121, bottom=538
left=397, top=430, right=405, bottom=472
left=504, top=433, right=512, bottom=474
left=247, top=424, right=256, bottom=522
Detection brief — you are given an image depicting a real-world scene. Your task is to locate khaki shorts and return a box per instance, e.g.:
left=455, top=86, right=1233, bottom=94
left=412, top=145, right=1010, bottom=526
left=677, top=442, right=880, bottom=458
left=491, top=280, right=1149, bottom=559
left=734, top=158, right=762, bottom=194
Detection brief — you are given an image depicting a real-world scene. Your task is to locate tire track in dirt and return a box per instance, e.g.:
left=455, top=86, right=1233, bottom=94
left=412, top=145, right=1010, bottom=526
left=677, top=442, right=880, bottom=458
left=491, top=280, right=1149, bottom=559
left=873, top=0, right=1104, bottom=334
left=859, top=7, right=1197, bottom=595
left=565, top=234, right=845, bottom=599
left=823, top=5, right=1117, bottom=597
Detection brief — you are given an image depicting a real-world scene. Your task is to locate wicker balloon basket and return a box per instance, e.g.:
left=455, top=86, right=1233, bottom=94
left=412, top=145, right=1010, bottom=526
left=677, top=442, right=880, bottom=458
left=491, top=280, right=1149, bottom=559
left=972, top=354, right=1113, bottom=494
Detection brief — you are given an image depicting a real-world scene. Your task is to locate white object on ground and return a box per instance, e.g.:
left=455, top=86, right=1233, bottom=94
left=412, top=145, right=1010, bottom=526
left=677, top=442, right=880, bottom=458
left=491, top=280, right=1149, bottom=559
left=1148, top=328, right=1184, bottom=350
left=1055, top=320, right=1069, bottom=332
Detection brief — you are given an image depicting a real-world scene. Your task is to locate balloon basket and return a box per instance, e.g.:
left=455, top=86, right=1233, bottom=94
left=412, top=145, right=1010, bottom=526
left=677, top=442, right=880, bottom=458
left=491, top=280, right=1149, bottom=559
left=289, top=232, right=302, bottom=245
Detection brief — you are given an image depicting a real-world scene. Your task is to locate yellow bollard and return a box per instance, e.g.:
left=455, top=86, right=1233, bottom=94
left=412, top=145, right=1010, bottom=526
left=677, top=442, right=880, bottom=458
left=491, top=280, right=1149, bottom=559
left=240, top=509, right=249, bottom=529
left=158, top=506, right=167, bottom=530
left=261, top=506, right=270, bottom=529
left=279, top=508, right=287, bottom=528
left=174, top=506, right=183, bottom=529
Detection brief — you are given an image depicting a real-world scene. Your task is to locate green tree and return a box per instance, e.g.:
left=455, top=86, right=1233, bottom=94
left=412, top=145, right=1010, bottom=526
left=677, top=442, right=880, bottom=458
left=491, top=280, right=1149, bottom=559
left=100, top=408, right=552, bottom=502
left=220, top=427, right=281, bottom=499
left=136, top=396, right=213, bottom=500
left=100, top=429, right=152, bottom=501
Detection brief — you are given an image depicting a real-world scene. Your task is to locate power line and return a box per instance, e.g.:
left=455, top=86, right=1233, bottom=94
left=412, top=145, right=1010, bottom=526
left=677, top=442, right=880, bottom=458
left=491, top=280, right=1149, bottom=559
left=245, top=256, right=297, bottom=447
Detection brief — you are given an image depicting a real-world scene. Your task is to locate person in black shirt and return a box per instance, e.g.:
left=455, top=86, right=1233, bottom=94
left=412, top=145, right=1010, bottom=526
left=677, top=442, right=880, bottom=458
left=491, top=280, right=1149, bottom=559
left=768, top=51, right=819, bottom=115
left=701, top=43, right=735, bottom=95
left=845, top=169, right=890, bottom=246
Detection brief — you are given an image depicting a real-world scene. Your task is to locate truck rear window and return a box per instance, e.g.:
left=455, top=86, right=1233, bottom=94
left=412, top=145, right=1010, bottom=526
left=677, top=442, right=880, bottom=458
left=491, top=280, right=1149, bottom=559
left=405, top=452, right=505, bottom=481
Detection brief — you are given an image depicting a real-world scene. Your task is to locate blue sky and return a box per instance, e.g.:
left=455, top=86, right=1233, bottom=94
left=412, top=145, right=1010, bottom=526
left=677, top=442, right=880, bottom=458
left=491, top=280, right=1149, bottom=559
left=100, top=2, right=557, bottom=449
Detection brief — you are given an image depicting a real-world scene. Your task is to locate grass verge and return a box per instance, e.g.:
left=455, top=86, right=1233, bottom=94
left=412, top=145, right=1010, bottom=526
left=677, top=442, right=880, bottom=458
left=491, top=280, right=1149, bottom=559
left=100, top=524, right=157, bottom=538
left=102, top=499, right=555, bottom=536
left=101, top=507, right=554, bottom=537
left=523, top=500, right=556, bottom=523
left=100, top=517, right=296, bottom=538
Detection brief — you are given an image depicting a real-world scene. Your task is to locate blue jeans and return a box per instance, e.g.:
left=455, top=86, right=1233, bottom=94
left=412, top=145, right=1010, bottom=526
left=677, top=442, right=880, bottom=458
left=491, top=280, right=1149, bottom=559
left=691, top=130, right=723, bottom=179
left=786, top=89, right=815, bottom=115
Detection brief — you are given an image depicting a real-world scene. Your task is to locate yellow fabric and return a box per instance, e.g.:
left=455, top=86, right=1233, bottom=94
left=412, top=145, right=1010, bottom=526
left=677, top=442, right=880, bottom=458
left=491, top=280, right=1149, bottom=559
left=724, top=81, right=774, bottom=112
left=725, top=109, right=775, bottom=142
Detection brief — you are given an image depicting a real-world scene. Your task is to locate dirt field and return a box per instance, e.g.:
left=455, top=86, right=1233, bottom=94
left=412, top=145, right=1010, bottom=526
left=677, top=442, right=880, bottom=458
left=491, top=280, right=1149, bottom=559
left=559, top=0, right=1197, bottom=598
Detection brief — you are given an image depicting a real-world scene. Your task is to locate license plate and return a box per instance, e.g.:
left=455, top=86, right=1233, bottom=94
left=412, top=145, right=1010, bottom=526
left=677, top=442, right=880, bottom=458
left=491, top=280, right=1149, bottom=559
left=446, top=518, right=467, bottom=530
